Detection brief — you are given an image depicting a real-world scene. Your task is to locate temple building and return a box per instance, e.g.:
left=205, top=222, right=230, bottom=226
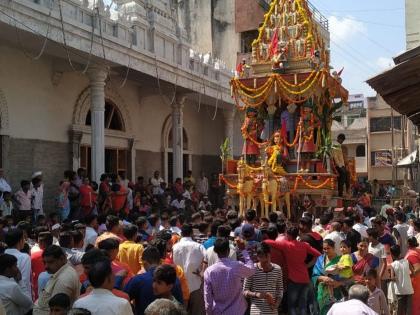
left=0, top=0, right=238, bottom=210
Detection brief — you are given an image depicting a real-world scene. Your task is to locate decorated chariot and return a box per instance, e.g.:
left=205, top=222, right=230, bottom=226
left=220, top=0, right=349, bottom=219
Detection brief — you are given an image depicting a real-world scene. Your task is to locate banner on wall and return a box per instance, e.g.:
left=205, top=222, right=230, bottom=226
left=374, top=151, right=392, bottom=167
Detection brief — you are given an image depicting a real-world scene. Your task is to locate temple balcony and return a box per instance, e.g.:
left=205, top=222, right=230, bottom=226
left=0, top=0, right=233, bottom=104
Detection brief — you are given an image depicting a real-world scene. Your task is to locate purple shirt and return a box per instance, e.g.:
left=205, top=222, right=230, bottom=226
left=204, top=250, right=255, bottom=315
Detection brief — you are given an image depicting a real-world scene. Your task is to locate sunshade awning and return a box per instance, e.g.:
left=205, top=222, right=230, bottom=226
left=397, top=149, right=418, bottom=167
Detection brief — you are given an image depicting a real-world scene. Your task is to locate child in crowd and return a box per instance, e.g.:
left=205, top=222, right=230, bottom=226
left=365, top=269, right=389, bottom=315
left=152, top=264, right=182, bottom=307
left=326, top=240, right=353, bottom=299
left=0, top=191, right=13, bottom=217
left=136, top=216, right=152, bottom=242
left=48, top=293, right=71, bottom=315
left=388, top=245, right=414, bottom=315
left=366, top=228, right=387, bottom=286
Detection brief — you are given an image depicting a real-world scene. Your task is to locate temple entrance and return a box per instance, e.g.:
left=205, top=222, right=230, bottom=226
left=166, top=153, right=190, bottom=183
left=80, top=146, right=128, bottom=179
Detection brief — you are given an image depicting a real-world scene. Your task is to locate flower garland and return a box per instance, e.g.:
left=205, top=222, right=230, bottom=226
left=303, top=127, right=314, bottom=141
left=279, top=91, right=314, bottom=104
left=283, top=123, right=301, bottom=147
left=232, top=71, right=324, bottom=109
left=276, top=71, right=321, bottom=95
left=233, top=79, right=275, bottom=99
left=234, top=90, right=273, bottom=108
left=293, top=176, right=333, bottom=190
left=232, top=70, right=321, bottom=95
left=233, top=76, right=274, bottom=93
left=220, top=174, right=237, bottom=189
left=276, top=70, right=318, bottom=88
left=242, top=128, right=272, bottom=146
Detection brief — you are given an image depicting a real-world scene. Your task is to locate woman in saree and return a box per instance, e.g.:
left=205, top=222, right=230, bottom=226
left=312, top=239, right=344, bottom=315
left=405, top=237, right=420, bottom=315
left=351, top=239, right=379, bottom=283
left=57, top=170, right=72, bottom=221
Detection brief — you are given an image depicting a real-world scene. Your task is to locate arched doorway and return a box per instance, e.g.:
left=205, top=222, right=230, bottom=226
left=72, top=85, right=135, bottom=180
left=81, top=100, right=128, bottom=177
left=162, top=115, right=192, bottom=183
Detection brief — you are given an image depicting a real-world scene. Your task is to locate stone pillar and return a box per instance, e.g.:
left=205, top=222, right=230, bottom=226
left=87, top=66, right=108, bottom=183
left=224, top=108, right=235, bottom=157
left=128, top=138, right=136, bottom=182
left=145, top=3, right=155, bottom=53
left=172, top=102, right=184, bottom=181
left=69, top=130, right=83, bottom=171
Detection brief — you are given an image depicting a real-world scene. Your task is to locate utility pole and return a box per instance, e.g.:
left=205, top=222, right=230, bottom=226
left=391, top=108, right=396, bottom=185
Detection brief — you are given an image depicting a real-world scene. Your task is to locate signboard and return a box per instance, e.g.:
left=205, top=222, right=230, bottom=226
left=373, top=151, right=392, bottom=167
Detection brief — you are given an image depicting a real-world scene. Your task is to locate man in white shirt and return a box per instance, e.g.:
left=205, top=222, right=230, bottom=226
left=4, top=228, right=32, bottom=299
left=327, top=284, right=377, bottom=315
left=150, top=171, right=164, bottom=196
left=173, top=223, right=206, bottom=314
left=196, top=172, right=209, bottom=197
left=352, top=214, right=368, bottom=239
left=324, top=222, right=345, bottom=255
left=170, top=195, right=185, bottom=210
left=0, top=254, right=33, bottom=315
left=393, top=211, right=410, bottom=258
left=31, top=174, right=44, bottom=221
left=366, top=228, right=387, bottom=280
left=73, top=259, right=133, bottom=315
left=84, top=214, right=98, bottom=249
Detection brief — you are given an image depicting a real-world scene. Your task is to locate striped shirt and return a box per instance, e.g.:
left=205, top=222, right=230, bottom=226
left=243, top=263, right=284, bottom=315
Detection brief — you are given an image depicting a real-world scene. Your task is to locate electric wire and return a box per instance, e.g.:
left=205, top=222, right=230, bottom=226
left=9, top=0, right=53, bottom=61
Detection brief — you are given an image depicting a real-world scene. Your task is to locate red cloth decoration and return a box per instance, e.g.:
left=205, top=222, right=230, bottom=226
left=269, top=28, right=279, bottom=58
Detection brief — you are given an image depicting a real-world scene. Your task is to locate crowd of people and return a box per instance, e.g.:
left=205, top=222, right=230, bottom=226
left=0, top=167, right=419, bottom=315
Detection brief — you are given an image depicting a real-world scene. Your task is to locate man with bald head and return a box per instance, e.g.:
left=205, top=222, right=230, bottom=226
left=327, top=284, right=377, bottom=315
left=324, top=221, right=345, bottom=255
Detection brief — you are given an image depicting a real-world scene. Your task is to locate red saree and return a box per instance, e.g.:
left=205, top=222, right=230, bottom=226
left=406, top=248, right=420, bottom=315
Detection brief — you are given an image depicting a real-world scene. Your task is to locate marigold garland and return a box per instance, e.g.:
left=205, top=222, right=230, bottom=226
left=276, top=71, right=321, bottom=95
left=242, top=129, right=272, bottom=146
left=283, top=124, right=301, bottom=147
left=234, top=79, right=275, bottom=99
left=223, top=173, right=335, bottom=194
left=233, top=77, right=320, bottom=109
left=220, top=175, right=237, bottom=189
left=231, top=70, right=322, bottom=96
left=233, top=76, right=274, bottom=93
left=276, top=70, right=318, bottom=88
left=294, top=176, right=333, bottom=190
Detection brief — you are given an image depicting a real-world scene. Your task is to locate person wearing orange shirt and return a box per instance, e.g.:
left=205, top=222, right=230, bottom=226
left=98, top=238, right=134, bottom=289
left=95, top=215, right=123, bottom=247
left=79, top=178, right=97, bottom=218
left=118, top=224, right=144, bottom=274
left=111, top=181, right=128, bottom=215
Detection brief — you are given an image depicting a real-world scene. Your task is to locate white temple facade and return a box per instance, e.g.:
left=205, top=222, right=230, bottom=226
left=0, top=0, right=239, bottom=210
